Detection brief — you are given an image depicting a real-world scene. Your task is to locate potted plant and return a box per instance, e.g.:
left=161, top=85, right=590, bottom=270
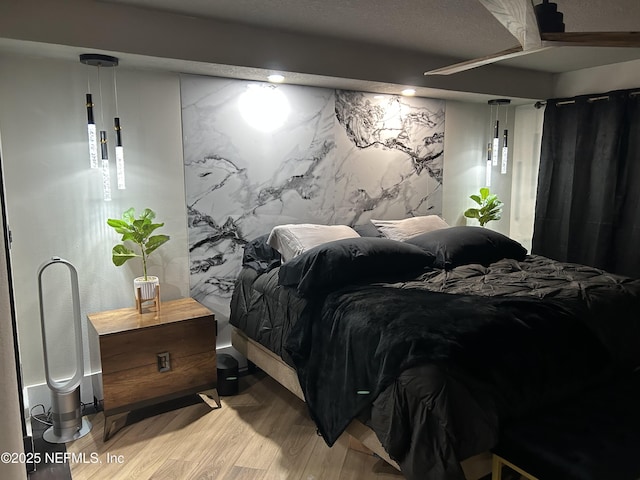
left=464, top=187, right=503, bottom=227
left=107, top=208, right=170, bottom=310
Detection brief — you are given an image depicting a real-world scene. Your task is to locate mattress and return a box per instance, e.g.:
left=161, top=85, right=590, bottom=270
left=230, top=241, right=640, bottom=480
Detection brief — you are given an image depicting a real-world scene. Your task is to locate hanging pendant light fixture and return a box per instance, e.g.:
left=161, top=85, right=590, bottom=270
left=114, top=118, right=125, bottom=190
left=486, top=142, right=492, bottom=187
left=113, top=67, right=125, bottom=190
left=100, top=130, right=112, bottom=202
left=492, top=118, right=500, bottom=166
left=79, top=54, right=121, bottom=201
left=85, top=94, right=98, bottom=169
left=501, top=129, right=509, bottom=174
left=487, top=99, right=511, bottom=179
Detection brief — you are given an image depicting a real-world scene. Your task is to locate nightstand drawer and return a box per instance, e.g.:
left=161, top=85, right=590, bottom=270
left=100, top=316, right=214, bottom=375
left=103, top=350, right=216, bottom=411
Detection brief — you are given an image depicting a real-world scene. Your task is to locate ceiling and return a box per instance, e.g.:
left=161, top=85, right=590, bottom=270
left=104, top=0, right=640, bottom=73
left=1, top=0, right=639, bottom=103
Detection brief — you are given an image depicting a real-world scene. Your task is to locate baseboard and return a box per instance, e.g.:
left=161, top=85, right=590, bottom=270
left=24, top=374, right=98, bottom=419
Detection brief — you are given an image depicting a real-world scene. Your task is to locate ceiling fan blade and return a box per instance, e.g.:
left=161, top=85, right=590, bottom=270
left=424, top=45, right=541, bottom=75
left=477, top=0, right=542, bottom=50
left=541, top=31, right=640, bottom=47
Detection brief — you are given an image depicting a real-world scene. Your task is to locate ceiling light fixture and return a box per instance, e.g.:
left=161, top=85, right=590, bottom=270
left=401, top=88, right=416, bottom=96
left=486, top=98, right=511, bottom=185
left=84, top=92, right=98, bottom=170
left=113, top=69, right=125, bottom=190
left=267, top=74, right=285, bottom=83
left=80, top=54, right=123, bottom=201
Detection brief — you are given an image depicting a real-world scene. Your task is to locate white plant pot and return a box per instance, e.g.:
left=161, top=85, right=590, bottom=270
left=133, top=276, right=159, bottom=302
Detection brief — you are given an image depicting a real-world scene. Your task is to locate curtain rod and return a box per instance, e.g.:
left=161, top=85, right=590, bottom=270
left=534, top=90, right=640, bottom=109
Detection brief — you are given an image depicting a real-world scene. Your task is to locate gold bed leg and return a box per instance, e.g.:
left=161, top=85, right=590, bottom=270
left=492, top=454, right=503, bottom=480
left=492, top=454, right=540, bottom=480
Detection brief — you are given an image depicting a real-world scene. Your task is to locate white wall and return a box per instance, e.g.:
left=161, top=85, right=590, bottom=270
left=553, top=58, right=640, bottom=98
left=443, top=101, right=515, bottom=236
left=0, top=53, right=189, bottom=408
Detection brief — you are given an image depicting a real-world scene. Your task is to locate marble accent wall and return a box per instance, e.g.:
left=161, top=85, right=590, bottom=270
left=181, top=75, right=445, bottom=319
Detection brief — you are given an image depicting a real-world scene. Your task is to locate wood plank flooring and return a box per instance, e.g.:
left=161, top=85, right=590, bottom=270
left=66, top=372, right=405, bottom=480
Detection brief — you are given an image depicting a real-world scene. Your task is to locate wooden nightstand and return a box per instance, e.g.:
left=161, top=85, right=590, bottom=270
left=87, top=297, right=219, bottom=441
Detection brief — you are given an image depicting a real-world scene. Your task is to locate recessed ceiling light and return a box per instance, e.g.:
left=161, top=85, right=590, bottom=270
left=268, top=74, right=285, bottom=83
left=401, top=88, right=416, bottom=96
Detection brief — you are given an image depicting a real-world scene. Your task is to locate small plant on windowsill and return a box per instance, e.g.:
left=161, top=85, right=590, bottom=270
left=107, top=207, right=170, bottom=311
left=464, top=187, right=503, bottom=227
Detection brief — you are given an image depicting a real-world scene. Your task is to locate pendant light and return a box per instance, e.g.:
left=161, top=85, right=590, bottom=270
left=486, top=142, right=492, bottom=187
left=501, top=129, right=509, bottom=174
left=113, top=67, right=125, bottom=190
left=492, top=118, right=499, bottom=166
left=100, top=130, right=112, bottom=202
left=487, top=99, right=511, bottom=182
left=79, top=54, right=123, bottom=201
left=85, top=94, right=98, bottom=169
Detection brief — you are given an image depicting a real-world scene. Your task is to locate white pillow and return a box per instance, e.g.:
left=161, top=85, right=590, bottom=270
left=267, top=224, right=360, bottom=262
left=371, top=215, right=449, bottom=242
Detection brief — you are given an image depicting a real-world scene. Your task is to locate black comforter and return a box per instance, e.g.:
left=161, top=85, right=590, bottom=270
left=230, top=255, right=640, bottom=480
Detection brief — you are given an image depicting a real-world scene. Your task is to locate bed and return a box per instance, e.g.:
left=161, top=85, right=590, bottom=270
left=229, top=220, right=640, bottom=480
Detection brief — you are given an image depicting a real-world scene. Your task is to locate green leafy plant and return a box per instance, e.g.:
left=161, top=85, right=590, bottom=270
left=464, top=187, right=503, bottom=227
left=107, top=208, right=170, bottom=280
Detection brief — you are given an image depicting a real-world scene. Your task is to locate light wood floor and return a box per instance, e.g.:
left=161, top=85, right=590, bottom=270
left=67, top=372, right=405, bottom=480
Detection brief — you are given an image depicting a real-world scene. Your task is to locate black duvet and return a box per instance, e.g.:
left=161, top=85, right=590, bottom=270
left=230, top=254, right=640, bottom=480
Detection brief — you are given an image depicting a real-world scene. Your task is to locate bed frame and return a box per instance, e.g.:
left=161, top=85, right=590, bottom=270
left=231, top=327, right=492, bottom=479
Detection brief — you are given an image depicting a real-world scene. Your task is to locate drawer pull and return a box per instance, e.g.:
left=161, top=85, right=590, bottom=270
left=157, top=352, right=171, bottom=372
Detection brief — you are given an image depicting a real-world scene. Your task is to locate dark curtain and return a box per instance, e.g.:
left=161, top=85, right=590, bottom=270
left=532, top=89, right=640, bottom=278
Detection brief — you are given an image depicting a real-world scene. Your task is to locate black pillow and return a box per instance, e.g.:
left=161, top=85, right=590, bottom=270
left=278, top=237, right=435, bottom=295
left=405, top=226, right=527, bottom=269
left=353, top=221, right=385, bottom=238
left=242, top=233, right=281, bottom=274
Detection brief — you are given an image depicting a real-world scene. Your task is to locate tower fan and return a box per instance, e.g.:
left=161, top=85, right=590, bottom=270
left=37, top=257, right=92, bottom=443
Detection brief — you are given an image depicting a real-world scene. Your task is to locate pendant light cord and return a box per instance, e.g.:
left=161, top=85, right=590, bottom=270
left=98, top=64, right=104, bottom=127
left=113, top=67, right=119, bottom=117
left=86, top=63, right=91, bottom=94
